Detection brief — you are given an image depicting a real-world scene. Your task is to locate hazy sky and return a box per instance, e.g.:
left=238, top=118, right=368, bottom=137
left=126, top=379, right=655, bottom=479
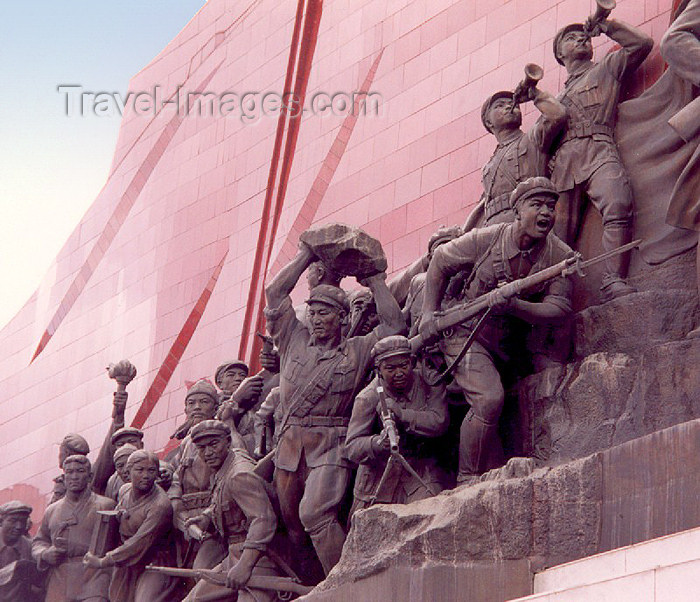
left=0, top=1, right=206, bottom=329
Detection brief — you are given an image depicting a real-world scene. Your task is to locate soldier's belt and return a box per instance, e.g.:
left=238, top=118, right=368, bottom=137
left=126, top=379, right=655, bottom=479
left=182, top=491, right=212, bottom=511
left=484, top=193, right=513, bottom=222
left=286, top=416, right=350, bottom=427
left=561, top=122, right=614, bottom=144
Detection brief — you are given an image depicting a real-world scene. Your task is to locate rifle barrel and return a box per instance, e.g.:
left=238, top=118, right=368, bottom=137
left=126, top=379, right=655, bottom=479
left=410, top=239, right=641, bottom=352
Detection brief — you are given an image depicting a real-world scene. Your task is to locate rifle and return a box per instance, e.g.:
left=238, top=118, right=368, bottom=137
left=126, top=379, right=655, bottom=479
left=369, top=378, right=439, bottom=505
left=144, top=565, right=312, bottom=596
left=411, top=239, right=641, bottom=353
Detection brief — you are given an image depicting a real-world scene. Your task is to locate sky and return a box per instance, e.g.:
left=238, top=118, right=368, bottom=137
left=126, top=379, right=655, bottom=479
left=0, top=1, right=207, bottom=329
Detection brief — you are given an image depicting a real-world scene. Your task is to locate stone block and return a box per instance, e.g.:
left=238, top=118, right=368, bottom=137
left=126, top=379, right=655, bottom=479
left=306, top=421, right=700, bottom=601
left=574, top=289, right=698, bottom=358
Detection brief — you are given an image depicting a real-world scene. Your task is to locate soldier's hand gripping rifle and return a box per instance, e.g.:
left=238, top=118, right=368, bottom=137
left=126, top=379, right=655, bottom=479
left=145, top=566, right=313, bottom=597
left=368, top=378, right=440, bottom=506
left=412, top=239, right=642, bottom=354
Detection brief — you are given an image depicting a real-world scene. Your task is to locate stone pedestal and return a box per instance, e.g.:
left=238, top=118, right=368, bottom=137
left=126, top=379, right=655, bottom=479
left=302, top=250, right=700, bottom=602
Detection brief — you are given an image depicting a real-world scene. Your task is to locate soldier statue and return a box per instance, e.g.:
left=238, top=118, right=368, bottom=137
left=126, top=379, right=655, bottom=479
left=464, top=72, right=566, bottom=231
left=169, top=379, right=231, bottom=573
left=50, top=433, right=90, bottom=504
left=422, top=177, right=574, bottom=484
left=0, top=501, right=42, bottom=602
left=183, top=420, right=280, bottom=602
left=84, top=450, right=177, bottom=602
left=550, top=10, right=653, bottom=301
left=345, top=336, right=448, bottom=514
left=33, top=455, right=115, bottom=602
left=264, top=239, right=404, bottom=575
left=100, top=427, right=144, bottom=503
left=105, top=444, right=138, bottom=502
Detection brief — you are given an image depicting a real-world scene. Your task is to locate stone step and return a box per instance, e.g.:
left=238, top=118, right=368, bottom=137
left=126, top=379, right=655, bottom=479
left=507, top=527, right=700, bottom=602
left=511, top=559, right=700, bottom=602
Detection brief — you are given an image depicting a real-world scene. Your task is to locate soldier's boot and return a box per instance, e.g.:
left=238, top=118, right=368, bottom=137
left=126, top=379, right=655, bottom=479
left=309, top=519, right=346, bottom=576
left=456, top=410, right=499, bottom=484
left=600, top=225, right=636, bottom=302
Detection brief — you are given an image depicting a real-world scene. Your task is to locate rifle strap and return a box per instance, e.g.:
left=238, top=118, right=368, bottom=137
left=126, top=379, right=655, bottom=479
left=462, top=223, right=508, bottom=294
left=425, top=307, right=493, bottom=386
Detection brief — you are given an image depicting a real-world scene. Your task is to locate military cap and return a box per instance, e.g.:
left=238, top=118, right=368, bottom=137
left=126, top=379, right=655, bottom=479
left=481, top=91, right=515, bottom=133
left=186, top=379, right=220, bottom=404
left=372, top=335, right=413, bottom=365
left=111, top=426, right=144, bottom=446
left=113, top=443, right=138, bottom=464
left=510, top=176, right=559, bottom=207
left=428, top=225, right=463, bottom=254
left=61, top=433, right=90, bottom=455
left=62, top=454, right=91, bottom=469
left=306, top=284, right=349, bottom=313
left=553, top=23, right=585, bottom=65
left=190, top=419, right=230, bottom=443
left=0, top=501, right=32, bottom=518
left=214, top=361, right=249, bottom=388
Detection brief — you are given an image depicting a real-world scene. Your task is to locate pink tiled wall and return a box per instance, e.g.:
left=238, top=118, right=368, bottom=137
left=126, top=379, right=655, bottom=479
left=0, top=0, right=677, bottom=515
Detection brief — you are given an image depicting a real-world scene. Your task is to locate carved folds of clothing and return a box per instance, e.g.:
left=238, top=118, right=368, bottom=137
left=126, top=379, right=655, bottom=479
left=265, top=296, right=381, bottom=472
left=108, top=484, right=177, bottom=602
left=33, top=490, right=115, bottom=601
left=345, top=373, right=448, bottom=507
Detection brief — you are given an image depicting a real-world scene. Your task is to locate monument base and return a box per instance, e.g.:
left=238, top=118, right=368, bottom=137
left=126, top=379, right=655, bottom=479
left=302, top=419, right=699, bottom=601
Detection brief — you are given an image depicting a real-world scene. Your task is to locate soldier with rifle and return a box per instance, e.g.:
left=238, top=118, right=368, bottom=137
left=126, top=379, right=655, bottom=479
left=264, top=237, right=404, bottom=576
left=421, top=177, right=575, bottom=484
left=178, top=420, right=280, bottom=602
left=344, top=336, right=448, bottom=515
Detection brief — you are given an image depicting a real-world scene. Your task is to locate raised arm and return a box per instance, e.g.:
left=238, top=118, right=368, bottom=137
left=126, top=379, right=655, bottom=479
left=265, top=244, right=315, bottom=309
left=91, top=390, right=127, bottom=495
left=602, top=18, right=654, bottom=75
left=364, top=272, right=406, bottom=338
left=530, top=88, right=568, bottom=150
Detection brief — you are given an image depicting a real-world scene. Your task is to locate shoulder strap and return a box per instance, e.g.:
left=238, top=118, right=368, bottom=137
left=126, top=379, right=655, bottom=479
left=278, top=351, right=347, bottom=435
left=463, top=223, right=508, bottom=292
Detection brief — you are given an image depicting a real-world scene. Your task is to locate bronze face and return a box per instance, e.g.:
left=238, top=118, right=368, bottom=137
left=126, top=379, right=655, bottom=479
left=0, top=514, right=27, bottom=545
left=184, top=392, right=219, bottom=423
left=194, top=434, right=230, bottom=471
left=516, top=194, right=557, bottom=240
left=63, top=461, right=91, bottom=493
left=558, top=29, right=593, bottom=63
left=129, top=458, right=158, bottom=494
left=307, top=301, right=343, bottom=343
left=378, top=354, right=414, bottom=394
left=218, top=367, right=247, bottom=394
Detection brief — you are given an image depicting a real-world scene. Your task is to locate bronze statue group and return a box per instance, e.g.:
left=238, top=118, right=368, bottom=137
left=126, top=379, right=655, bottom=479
left=2, top=2, right=698, bottom=600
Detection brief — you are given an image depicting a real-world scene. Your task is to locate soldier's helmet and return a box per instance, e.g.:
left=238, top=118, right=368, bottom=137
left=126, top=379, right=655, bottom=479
left=428, top=225, right=463, bottom=254
left=0, top=500, right=32, bottom=521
